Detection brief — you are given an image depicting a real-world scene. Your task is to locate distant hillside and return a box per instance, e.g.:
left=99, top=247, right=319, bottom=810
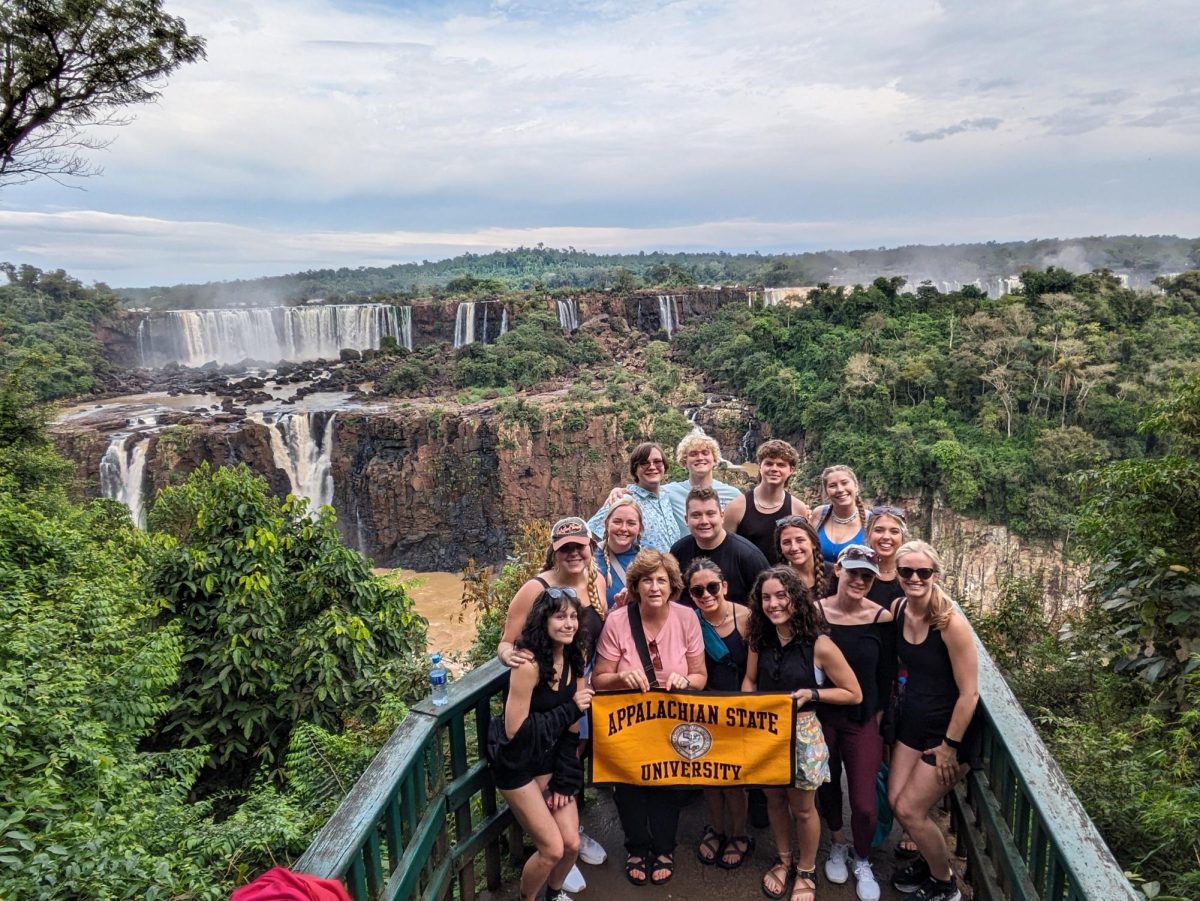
left=118, top=236, right=1200, bottom=310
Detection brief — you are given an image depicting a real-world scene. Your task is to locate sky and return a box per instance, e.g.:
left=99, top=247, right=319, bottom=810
left=2, top=0, right=1198, bottom=287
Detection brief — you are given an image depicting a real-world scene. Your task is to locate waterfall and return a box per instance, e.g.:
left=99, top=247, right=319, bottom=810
left=454, top=302, right=476, bottom=348
left=399, top=306, right=413, bottom=351
left=137, top=303, right=405, bottom=368
left=556, top=298, right=580, bottom=332
left=257, top=411, right=336, bottom=514
left=99, top=432, right=150, bottom=526
left=499, top=306, right=509, bottom=336
left=656, top=294, right=681, bottom=339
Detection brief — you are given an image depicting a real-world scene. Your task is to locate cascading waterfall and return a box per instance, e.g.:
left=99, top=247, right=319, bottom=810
left=399, top=306, right=413, bottom=351
left=556, top=298, right=580, bottom=332
left=453, top=302, right=476, bottom=349
left=656, top=294, right=681, bottom=339
left=499, top=307, right=509, bottom=336
left=99, top=432, right=151, bottom=526
left=137, top=303, right=405, bottom=368
left=256, top=411, right=336, bottom=514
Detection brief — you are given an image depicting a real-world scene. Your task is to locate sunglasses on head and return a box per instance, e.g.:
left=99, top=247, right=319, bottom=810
left=647, top=638, right=664, bottom=674
left=897, top=566, right=936, bottom=580
left=688, top=581, right=722, bottom=599
left=776, top=514, right=809, bottom=528
left=839, top=546, right=881, bottom=566
left=544, top=587, right=578, bottom=601
left=870, top=505, right=907, bottom=520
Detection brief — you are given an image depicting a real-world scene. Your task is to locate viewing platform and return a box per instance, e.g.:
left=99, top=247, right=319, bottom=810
left=295, top=627, right=1138, bottom=901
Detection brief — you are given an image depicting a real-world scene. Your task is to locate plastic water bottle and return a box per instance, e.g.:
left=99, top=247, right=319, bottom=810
left=430, top=654, right=449, bottom=706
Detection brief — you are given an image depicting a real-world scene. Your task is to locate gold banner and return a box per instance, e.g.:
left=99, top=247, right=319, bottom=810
left=589, top=690, right=796, bottom=787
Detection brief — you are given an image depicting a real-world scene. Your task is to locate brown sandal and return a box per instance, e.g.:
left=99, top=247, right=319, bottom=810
left=761, top=856, right=792, bottom=899
left=790, top=867, right=816, bottom=901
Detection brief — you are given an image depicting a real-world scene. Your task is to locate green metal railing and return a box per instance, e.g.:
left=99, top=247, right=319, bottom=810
left=298, top=636, right=1138, bottom=900
left=295, top=659, right=514, bottom=901
left=946, top=630, right=1138, bottom=900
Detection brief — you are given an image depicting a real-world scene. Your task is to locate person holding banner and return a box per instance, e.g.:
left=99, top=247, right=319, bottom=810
left=486, top=588, right=594, bottom=901
left=684, top=557, right=753, bottom=870
left=592, top=548, right=707, bottom=887
left=744, top=566, right=862, bottom=901
left=816, top=545, right=895, bottom=901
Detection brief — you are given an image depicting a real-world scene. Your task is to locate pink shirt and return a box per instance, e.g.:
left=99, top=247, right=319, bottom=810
left=597, top=602, right=703, bottom=685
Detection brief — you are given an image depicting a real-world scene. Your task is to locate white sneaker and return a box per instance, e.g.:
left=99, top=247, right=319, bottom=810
left=853, top=856, right=881, bottom=901
left=563, top=863, right=586, bottom=893
left=546, top=890, right=575, bottom=901
left=824, top=841, right=850, bottom=884
left=578, top=827, right=607, bottom=865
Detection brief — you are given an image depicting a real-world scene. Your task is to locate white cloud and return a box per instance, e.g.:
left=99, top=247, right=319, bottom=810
left=3, top=0, right=1198, bottom=283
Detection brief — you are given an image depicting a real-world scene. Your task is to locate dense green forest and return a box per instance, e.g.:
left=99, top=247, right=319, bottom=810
left=0, top=370, right=431, bottom=898
left=0, top=264, right=121, bottom=401
left=117, top=235, right=1200, bottom=309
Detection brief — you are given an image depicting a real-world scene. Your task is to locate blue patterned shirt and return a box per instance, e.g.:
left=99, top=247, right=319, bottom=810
left=587, top=483, right=682, bottom=552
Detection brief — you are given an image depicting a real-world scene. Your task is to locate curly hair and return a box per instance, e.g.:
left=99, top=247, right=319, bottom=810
left=675, top=430, right=722, bottom=467
left=747, top=565, right=828, bottom=652
left=756, top=438, right=799, bottom=468
left=774, top=516, right=827, bottom=601
left=625, top=548, right=684, bottom=602
left=515, top=588, right=588, bottom=689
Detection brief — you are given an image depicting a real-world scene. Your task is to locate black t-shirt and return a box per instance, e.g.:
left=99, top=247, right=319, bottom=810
left=670, top=531, right=770, bottom=605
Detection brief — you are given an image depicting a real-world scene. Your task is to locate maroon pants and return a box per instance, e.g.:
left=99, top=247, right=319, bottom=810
left=817, top=708, right=884, bottom=858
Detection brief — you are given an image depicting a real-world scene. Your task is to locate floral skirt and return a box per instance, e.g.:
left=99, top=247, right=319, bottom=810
left=794, top=709, right=831, bottom=790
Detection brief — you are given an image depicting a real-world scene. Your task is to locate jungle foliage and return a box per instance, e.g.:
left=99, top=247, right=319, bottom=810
left=675, top=269, right=1200, bottom=535
left=0, top=263, right=121, bottom=400
left=0, top=370, right=430, bottom=897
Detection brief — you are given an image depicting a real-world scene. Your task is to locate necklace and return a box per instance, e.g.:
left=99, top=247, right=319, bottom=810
left=878, top=567, right=897, bottom=577
left=704, top=606, right=733, bottom=628
left=753, top=486, right=785, bottom=512
left=831, top=509, right=859, bottom=524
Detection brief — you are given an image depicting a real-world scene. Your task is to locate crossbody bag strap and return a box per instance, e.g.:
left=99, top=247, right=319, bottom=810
left=626, top=604, right=660, bottom=688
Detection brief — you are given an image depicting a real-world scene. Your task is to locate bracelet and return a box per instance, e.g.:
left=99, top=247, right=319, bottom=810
left=943, top=735, right=962, bottom=751
left=811, top=688, right=820, bottom=704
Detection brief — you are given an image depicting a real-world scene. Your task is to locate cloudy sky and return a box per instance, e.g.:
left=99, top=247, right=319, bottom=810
left=2, top=0, right=1198, bottom=286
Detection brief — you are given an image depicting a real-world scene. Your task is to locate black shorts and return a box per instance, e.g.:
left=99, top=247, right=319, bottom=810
left=896, top=698, right=983, bottom=769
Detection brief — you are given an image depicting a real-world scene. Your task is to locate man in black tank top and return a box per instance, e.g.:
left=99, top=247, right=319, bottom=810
left=723, top=440, right=810, bottom=564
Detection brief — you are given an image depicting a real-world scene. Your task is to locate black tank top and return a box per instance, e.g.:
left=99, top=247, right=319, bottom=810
left=737, top=489, right=793, bottom=564
left=896, top=600, right=958, bottom=706
left=705, top=607, right=748, bottom=692
left=757, top=629, right=821, bottom=700
left=820, top=601, right=888, bottom=723
left=529, top=661, right=577, bottom=713
left=534, top=575, right=604, bottom=657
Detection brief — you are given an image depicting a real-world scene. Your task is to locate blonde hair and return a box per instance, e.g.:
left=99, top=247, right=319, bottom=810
left=603, top=497, right=644, bottom=549
left=896, top=539, right=953, bottom=630
left=820, top=464, right=867, bottom=526
left=675, top=429, right=722, bottom=467
left=866, top=511, right=910, bottom=555
left=544, top=533, right=607, bottom=621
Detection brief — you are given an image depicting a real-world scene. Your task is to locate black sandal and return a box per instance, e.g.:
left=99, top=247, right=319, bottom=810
left=625, top=854, right=648, bottom=886
left=895, top=833, right=919, bottom=859
left=697, top=825, right=725, bottom=865
left=650, top=854, right=675, bottom=886
left=791, top=867, right=817, bottom=901
left=761, top=856, right=792, bottom=899
left=719, top=834, right=754, bottom=870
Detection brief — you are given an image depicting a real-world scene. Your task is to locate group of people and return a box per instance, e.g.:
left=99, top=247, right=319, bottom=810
left=486, top=433, right=980, bottom=901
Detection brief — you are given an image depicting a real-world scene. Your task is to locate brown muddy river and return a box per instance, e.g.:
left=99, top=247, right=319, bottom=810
left=376, top=569, right=477, bottom=669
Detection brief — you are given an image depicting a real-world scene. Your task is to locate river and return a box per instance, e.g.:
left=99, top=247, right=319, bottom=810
left=377, top=569, right=476, bottom=670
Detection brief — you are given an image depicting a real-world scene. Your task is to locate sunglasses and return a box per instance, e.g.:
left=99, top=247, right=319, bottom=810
left=897, top=566, right=936, bottom=580
left=776, top=514, right=809, bottom=528
left=647, top=638, right=664, bottom=674
left=688, top=581, right=722, bottom=599
left=870, top=505, right=908, bottom=520
left=839, top=546, right=881, bottom=566
left=543, top=587, right=578, bottom=600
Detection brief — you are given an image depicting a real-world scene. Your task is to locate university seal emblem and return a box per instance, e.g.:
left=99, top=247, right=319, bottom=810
left=670, top=722, right=713, bottom=761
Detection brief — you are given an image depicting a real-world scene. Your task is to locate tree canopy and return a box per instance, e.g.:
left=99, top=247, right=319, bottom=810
left=0, top=0, right=205, bottom=185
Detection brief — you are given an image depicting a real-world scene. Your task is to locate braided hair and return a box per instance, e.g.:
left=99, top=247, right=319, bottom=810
left=774, top=516, right=827, bottom=602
